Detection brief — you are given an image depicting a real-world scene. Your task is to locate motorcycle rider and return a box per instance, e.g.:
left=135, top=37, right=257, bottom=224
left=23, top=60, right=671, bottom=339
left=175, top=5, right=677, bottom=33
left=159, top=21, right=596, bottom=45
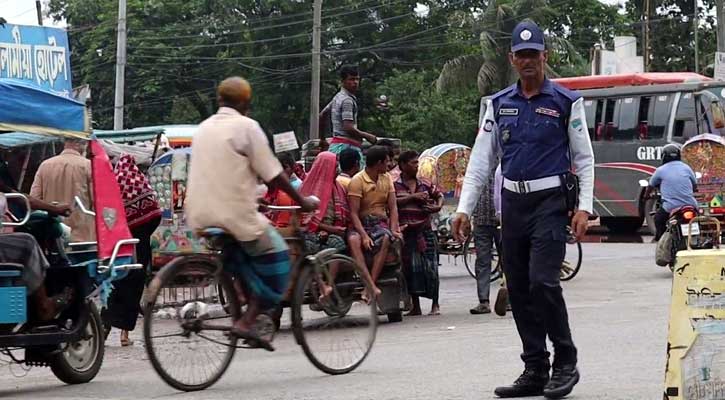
left=645, top=143, right=698, bottom=240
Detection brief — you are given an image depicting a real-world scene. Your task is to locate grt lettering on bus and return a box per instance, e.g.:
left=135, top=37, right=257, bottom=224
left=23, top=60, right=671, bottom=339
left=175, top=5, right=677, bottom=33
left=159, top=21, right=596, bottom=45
left=637, top=146, right=663, bottom=161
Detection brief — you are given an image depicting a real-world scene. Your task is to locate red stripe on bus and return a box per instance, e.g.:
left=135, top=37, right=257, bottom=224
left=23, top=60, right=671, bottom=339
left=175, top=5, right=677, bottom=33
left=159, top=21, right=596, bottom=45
left=596, top=162, right=657, bottom=175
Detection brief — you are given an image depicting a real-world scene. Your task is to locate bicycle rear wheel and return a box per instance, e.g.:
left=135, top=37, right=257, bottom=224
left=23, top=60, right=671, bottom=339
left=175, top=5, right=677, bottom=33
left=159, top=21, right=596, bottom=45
left=143, top=255, right=241, bottom=392
left=292, top=254, right=377, bottom=375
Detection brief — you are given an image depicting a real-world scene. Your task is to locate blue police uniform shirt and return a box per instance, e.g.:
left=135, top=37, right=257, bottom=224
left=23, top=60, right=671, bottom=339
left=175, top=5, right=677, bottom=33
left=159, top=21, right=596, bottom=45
left=457, top=79, right=595, bottom=216
left=494, top=79, right=576, bottom=181
left=649, top=160, right=698, bottom=213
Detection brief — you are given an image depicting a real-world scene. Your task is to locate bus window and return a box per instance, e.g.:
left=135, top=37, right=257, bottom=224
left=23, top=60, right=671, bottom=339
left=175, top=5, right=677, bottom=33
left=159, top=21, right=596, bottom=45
left=674, top=92, right=698, bottom=139
left=638, top=96, right=651, bottom=140
left=615, top=97, right=639, bottom=141
left=648, top=94, right=671, bottom=139
left=601, top=99, right=616, bottom=141
left=583, top=99, right=597, bottom=139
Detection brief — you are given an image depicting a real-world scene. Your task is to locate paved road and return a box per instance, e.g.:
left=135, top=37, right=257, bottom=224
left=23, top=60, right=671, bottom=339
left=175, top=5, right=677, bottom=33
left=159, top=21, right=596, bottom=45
left=0, top=242, right=671, bottom=400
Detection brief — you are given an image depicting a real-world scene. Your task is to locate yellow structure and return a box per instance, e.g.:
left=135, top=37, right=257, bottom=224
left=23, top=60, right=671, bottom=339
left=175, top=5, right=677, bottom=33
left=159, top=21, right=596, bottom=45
left=664, top=222, right=725, bottom=399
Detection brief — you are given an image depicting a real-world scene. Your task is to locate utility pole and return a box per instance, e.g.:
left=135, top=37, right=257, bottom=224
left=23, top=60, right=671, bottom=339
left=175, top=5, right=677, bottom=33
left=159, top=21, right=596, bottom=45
left=35, top=1, right=43, bottom=25
left=717, top=0, right=725, bottom=52
left=308, top=0, right=322, bottom=141
left=694, top=0, right=700, bottom=73
left=113, top=0, right=127, bottom=130
left=643, top=0, right=650, bottom=71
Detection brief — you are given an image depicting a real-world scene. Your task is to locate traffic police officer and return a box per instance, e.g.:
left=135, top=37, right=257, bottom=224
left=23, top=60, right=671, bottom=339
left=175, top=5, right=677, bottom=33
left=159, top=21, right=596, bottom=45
left=452, top=20, right=594, bottom=399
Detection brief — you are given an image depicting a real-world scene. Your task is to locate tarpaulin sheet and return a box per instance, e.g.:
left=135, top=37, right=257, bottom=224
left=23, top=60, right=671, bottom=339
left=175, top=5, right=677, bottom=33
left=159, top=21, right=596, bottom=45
left=0, top=132, right=59, bottom=149
left=0, top=79, right=86, bottom=136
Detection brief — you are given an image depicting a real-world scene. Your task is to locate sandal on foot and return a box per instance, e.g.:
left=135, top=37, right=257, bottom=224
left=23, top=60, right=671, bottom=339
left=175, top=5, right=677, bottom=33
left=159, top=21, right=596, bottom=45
left=230, top=327, right=275, bottom=352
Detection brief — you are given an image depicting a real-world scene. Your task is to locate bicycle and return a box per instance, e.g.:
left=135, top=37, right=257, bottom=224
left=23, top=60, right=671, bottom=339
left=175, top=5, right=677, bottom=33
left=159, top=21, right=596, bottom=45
left=460, top=225, right=582, bottom=282
left=142, top=203, right=378, bottom=392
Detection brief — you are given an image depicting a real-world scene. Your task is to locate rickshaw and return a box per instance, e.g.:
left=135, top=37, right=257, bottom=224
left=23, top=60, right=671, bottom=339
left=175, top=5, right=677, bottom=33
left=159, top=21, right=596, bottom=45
left=0, top=80, right=141, bottom=384
left=681, top=133, right=725, bottom=244
left=418, top=143, right=502, bottom=281
left=143, top=148, right=378, bottom=392
left=418, top=143, right=583, bottom=282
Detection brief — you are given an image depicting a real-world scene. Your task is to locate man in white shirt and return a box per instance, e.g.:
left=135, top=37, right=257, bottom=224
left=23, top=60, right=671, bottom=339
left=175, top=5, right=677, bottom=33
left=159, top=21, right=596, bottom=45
left=186, top=77, right=316, bottom=351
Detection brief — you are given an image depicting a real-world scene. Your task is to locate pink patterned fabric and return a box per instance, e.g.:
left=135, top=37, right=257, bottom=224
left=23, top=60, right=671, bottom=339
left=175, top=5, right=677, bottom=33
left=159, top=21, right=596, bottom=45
left=113, top=154, right=162, bottom=229
left=299, top=152, right=348, bottom=232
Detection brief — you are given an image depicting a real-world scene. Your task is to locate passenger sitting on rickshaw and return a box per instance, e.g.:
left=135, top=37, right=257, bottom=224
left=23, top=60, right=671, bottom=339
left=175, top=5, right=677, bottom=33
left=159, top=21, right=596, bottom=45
left=0, top=195, right=73, bottom=321
left=336, top=148, right=361, bottom=191
left=297, top=151, right=350, bottom=298
left=185, top=77, right=316, bottom=351
left=279, top=153, right=303, bottom=190
left=347, top=145, right=403, bottom=301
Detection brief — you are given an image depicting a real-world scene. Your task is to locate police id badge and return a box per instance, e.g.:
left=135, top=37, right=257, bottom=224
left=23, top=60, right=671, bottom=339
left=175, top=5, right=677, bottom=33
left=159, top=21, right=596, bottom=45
left=535, top=107, right=560, bottom=118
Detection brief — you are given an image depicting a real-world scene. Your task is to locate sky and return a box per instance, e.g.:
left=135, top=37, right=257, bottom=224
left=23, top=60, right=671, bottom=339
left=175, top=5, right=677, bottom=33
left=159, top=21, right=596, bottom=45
left=2, top=0, right=65, bottom=27
left=3, top=0, right=631, bottom=30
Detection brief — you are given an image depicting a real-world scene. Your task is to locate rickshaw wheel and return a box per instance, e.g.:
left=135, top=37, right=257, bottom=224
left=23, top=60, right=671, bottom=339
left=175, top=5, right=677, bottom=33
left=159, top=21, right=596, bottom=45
left=50, top=302, right=104, bottom=384
left=143, top=255, right=240, bottom=392
left=292, top=254, right=377, bottom=375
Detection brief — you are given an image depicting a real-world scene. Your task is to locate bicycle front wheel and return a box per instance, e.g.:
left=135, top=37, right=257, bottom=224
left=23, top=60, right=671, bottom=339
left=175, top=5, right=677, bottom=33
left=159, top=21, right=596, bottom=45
left=291, top=254, right=377, bottom=375
left=143, top=255, right=240, bottom=392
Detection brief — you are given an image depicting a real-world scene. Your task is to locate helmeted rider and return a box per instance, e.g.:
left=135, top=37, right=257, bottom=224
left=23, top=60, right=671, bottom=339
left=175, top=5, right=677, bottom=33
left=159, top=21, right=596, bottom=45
left=646, top=143, right=698, bottom=240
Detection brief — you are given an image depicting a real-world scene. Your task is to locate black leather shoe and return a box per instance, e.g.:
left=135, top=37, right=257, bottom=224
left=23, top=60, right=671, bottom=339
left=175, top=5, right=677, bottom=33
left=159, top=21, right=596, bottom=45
left=494, top=366, right=550, bottom=398
left=543, top=365, right=580, bottom=399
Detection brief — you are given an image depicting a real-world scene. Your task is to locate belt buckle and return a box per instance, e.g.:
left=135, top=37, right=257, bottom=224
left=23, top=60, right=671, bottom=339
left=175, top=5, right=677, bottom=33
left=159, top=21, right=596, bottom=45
left=517, top=181, right=527, bottom=193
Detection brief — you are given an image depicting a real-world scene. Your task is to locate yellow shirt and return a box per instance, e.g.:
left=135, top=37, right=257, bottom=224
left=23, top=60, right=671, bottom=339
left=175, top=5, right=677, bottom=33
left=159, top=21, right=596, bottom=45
left=347, top=170, right=394, bottom=219
left=30, top=149, right=95, bottom=242
left=185, top=107, right=283, bottom=242
left=336, top=174, right=352, bottom=191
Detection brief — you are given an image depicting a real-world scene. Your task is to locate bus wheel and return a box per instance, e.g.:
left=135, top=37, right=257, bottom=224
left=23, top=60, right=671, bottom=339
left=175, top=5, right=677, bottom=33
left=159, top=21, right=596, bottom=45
left=643, top=198, right=660, bottom=236
left=600, top=217, right=643, bottom=233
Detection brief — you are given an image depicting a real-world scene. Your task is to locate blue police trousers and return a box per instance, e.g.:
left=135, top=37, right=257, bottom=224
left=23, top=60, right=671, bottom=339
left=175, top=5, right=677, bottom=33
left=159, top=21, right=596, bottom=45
left=501, top=187, right=577, bottom=369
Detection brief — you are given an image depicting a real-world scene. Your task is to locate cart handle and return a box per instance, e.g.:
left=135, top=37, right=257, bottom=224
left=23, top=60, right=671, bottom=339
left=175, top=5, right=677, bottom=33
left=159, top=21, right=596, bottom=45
left=3, top=193, right=31, bottom=227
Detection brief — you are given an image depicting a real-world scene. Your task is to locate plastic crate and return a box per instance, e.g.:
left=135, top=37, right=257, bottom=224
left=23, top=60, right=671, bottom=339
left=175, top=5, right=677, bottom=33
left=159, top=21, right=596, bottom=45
left=0, top=285, right=27, bottom=324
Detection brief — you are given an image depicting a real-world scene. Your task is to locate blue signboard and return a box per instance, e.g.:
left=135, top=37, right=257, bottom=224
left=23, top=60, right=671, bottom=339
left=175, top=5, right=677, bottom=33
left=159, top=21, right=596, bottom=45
left=0, top=24, right=72, bottom=98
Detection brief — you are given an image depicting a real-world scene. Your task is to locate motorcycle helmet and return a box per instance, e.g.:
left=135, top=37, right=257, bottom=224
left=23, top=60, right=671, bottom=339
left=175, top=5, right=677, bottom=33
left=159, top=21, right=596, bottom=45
left=662, top=143, right=681, bottom=165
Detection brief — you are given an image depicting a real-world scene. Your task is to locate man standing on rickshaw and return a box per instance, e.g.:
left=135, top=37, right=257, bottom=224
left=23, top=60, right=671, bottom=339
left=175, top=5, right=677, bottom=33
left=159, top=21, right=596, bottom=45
left=319, top=65, right=378, bottom=166
left=185, top=77, right=317, bottom=350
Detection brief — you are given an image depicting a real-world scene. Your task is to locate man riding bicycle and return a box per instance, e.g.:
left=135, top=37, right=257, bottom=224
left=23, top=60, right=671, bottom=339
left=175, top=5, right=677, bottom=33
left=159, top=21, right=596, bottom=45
left=185, top=77, right=317, bottom=350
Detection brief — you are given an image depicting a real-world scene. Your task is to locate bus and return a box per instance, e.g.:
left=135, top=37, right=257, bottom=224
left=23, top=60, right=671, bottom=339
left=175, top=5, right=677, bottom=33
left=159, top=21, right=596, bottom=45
left=480, top=73, right=725, bottom=233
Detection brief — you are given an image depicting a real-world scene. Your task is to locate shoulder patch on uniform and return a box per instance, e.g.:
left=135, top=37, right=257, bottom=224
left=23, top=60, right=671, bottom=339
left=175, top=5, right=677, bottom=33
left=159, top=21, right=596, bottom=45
left=571, top=118, right=583, bottom=131
left=535, top=107, right=560, bottom=118
left=483, top=120, right=494, bottom=132
left=499, top=108, right=519, bottom=116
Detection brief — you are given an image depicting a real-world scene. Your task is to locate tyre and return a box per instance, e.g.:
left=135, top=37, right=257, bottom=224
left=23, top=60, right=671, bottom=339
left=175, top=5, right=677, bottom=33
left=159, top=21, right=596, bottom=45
left=292, top=255, right=377, bottom=375
left=50, top=302, right=104, bottom=384
left=560, top=240, right=583, bottom=282
left=644, top=198, right=661, bottom=236
left=601, top=217, right=643, bottom=233
left=462, top=235, right=502, bottom=282
left=143, top=255, right=240, bottom=392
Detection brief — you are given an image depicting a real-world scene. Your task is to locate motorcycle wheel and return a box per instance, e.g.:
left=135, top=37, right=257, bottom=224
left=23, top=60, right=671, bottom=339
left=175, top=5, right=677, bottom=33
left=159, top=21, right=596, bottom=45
left=50, top=302, right=105, bottom=384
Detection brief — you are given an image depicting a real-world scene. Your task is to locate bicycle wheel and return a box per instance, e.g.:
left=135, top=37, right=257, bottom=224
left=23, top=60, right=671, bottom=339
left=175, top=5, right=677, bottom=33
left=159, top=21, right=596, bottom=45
left=462, top=236, right=502, bottom=282
left=462, top=236, right=477, bottom=278
left=143, top=255, right=241, bottom=392
left=560, top=231, right=583, bottom=281
left=292, top=254, right=377, bottom=375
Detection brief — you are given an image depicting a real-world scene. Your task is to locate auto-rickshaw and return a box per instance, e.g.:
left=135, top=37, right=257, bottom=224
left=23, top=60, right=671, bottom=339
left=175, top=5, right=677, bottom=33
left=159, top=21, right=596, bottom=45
left=0, top=80, right=141, bottom=384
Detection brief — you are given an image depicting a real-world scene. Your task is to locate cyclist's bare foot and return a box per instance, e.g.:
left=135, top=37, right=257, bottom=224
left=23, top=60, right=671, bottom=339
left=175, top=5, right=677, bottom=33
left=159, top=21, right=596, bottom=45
left=318, top=282, right=333, bottom=302
left=361, top=286, right=382, bottom=304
